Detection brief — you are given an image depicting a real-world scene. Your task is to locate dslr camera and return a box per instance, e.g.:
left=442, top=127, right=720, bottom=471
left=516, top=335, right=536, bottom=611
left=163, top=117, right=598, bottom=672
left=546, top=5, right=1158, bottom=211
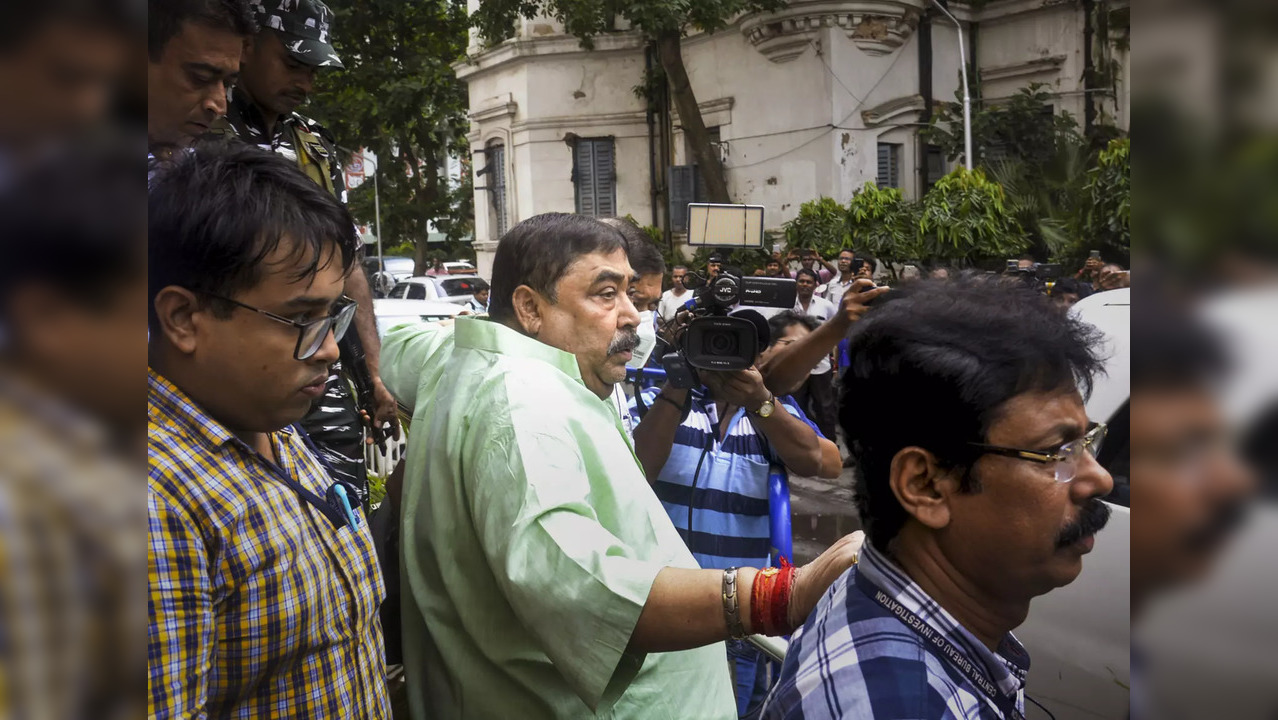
left=660, top=205, right=796, bottom=388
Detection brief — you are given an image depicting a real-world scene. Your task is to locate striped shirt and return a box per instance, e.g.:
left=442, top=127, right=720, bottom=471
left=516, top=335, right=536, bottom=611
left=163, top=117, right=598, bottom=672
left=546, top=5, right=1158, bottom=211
left=760, top=543, right=1030, bottom=720
left=629, top=387, right=821, bottom=569
left=147, top=369, right=390, bottom=718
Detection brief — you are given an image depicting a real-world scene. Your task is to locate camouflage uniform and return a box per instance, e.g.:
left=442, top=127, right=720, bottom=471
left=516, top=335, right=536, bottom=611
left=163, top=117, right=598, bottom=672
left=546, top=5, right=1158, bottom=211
left=216, top=0, right=369, bottom=498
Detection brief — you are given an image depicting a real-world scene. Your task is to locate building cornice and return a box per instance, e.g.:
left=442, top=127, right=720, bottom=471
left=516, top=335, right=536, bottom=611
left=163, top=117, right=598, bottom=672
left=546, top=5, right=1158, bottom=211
left=510, top=109, right=649, bottom=134
left=861, top=94, right=926, bottom=126
left=454, top=31, right=646, bottom=81
left=979, top=54, right=1066, bottom=83
left=739, top=0, right=925, bottom=62
left=469, top=93, right=519, bottom=123
left=965, top=0, right=1079, bottom=24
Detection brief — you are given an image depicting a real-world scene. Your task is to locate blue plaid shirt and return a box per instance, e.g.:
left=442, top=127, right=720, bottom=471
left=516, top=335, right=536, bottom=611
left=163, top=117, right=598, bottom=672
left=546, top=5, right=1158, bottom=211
left=760, top=543, right=1030, bottom=720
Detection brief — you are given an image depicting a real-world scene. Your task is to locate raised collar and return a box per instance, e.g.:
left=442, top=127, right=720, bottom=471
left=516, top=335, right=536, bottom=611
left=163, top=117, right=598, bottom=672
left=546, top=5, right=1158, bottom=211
left=454, top=317, right=583, bottom=384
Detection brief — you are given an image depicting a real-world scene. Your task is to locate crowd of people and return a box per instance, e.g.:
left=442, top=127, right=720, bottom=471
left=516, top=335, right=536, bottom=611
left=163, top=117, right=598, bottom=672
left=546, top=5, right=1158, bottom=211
left=0, top=0, right=1258, bottom=718
left=135, top=3, right=1137, bottom=716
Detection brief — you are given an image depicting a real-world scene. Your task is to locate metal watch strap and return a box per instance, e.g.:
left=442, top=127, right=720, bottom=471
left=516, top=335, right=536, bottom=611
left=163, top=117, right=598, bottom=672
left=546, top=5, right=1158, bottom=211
left=722, top=567, right=749, bottom=639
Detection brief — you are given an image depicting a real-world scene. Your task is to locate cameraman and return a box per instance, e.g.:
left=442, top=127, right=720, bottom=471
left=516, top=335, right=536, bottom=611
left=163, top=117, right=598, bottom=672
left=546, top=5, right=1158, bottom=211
left=629, top=310, right=842, bottom=716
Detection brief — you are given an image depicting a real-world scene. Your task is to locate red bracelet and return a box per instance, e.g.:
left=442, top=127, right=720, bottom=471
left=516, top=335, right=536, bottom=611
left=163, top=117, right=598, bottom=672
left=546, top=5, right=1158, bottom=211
left=771, top=559, right=796, bottom=635
left=751, top=567, right=778, bottom=635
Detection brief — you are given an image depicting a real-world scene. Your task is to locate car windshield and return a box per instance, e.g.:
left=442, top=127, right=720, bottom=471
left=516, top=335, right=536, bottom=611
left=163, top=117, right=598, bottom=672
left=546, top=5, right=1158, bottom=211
left=437, top=278, right=480, bottom=297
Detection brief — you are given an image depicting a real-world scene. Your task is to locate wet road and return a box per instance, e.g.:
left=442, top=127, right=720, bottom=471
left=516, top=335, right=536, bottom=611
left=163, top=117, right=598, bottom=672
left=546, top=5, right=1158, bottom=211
left=789, top=464, right=863, bottom=565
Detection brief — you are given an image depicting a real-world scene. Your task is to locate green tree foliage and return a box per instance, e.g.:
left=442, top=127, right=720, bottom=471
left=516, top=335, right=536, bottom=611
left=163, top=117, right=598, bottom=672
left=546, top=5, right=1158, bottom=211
left=923, top=84, right=1129, bottom=266
left=846, top=183, right=923, bottom=276
left=1081, top=137, right=1130, bottom=266
left=470, top=0, right=786, bottom=204
left=782, top=197, right=849, bottom=259
left=918, top=168, right=1027, bottom=265
left=925, top=84, right=1084, bottom=170
left=308, top=0, right=472, bottom=272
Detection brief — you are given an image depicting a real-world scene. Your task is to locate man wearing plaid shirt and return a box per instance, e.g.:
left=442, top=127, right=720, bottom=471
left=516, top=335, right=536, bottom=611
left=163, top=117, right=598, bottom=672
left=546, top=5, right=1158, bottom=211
left=761, top=277, right=1115, bottom=719
left=147, top=143, right=390, bottom=717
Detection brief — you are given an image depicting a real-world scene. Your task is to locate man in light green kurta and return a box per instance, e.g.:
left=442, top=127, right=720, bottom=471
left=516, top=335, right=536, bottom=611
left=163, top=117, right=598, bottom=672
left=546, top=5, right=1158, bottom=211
left=381, top=213, right=863, bottom=719
left=380, top=213, right=735, bottom=719
left=382, top=316, right=735, bottom=718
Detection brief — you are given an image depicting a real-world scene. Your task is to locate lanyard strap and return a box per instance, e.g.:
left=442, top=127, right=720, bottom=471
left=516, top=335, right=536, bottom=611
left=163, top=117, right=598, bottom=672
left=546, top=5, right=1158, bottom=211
left=236, top=428, right=350, bottom=529
left=856, top=571, right=1025, bottom=720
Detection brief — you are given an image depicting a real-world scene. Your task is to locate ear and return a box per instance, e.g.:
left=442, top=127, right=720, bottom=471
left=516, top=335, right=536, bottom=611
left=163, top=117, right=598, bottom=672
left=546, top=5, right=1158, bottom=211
left=888, top=446, right=961, bottom=532
left=510, top=285, right=544, bottom=336
left=152, top=286, right=202, bottom=355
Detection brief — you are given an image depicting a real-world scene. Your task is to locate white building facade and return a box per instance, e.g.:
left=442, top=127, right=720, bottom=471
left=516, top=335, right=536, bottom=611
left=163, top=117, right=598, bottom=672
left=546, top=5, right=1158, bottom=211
left=454, top=0, right=1129, bottom=277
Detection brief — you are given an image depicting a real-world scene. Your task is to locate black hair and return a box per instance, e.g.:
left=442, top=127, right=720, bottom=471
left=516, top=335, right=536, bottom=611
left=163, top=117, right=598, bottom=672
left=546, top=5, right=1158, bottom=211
left=148, top=0, right=256, bottom=62
left=850, top=257, right=870, bottom=273
left=599, top=217, right=665, bottom=277
left=472, top=279, right=490, bottom=293
left=765, top=257, right=780, bottom=266
left=839, top=276, right=1106, bottom=549
left=488, top=213, right=626, bottom=324
left=1051, top=277, right=1082, bottom=296
left=0, top=135, right=145, bottom=326
left=795, top=268, right=820, bottom=283
left=766, top=310, right=820, bottom=346
left=0, top=0, right=139, bottom=53
left=148, top=140, right=358, bottom=332
left=1131, top=295, right=1228, bottom=392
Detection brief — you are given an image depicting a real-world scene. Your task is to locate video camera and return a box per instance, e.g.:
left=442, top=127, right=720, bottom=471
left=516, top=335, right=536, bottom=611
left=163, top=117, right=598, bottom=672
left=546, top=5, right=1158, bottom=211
left=1005, top=259, right=1062, bottom=289
left=661, top=205, right=796, bottom=388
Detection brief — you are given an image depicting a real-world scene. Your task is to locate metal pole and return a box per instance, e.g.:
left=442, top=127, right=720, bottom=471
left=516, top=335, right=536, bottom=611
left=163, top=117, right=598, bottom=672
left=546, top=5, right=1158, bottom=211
left=373, top=163, right=382, bottom=274
left=930, top=0, right=972, bottom=171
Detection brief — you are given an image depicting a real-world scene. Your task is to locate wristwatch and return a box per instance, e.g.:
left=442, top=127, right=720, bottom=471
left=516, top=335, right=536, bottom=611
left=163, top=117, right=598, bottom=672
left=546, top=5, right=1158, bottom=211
left=750, top=394, right=775, bottom=418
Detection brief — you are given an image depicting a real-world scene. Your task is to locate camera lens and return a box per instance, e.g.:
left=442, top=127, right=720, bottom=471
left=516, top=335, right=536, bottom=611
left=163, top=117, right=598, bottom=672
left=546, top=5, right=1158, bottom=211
left=704, top=329, right=739, bottom=356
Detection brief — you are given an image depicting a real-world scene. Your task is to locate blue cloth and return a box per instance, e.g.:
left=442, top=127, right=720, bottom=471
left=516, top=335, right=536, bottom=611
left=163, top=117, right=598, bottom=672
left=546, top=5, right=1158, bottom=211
left=759, top=543, right=1031, bottom=720
left=627, top=388, right=821, bottom=571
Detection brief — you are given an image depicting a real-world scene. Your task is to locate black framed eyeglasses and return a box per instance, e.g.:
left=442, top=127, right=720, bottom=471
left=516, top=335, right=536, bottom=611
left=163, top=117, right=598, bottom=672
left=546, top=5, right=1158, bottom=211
left=202, top=292, right=357, bottom=360
left=967, top=422, right=1107, bottom=484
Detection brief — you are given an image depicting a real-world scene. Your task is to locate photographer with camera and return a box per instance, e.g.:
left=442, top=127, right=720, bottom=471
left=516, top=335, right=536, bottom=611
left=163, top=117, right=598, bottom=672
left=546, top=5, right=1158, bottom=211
left=630, top=309, right=841, bottom=715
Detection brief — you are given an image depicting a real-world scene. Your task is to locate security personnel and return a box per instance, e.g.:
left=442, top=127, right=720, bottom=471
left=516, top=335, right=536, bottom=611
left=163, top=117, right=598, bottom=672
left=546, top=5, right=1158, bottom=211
left=213, top=0, right=399, bottom=499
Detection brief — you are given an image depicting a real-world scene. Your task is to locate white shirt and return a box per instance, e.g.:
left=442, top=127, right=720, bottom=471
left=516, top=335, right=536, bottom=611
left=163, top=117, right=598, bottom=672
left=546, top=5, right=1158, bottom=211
left=658, top=288, right=691, bottom=322
left=795, top=295, right=837, bottom=374
left=824, top=274, right=857, bottom=304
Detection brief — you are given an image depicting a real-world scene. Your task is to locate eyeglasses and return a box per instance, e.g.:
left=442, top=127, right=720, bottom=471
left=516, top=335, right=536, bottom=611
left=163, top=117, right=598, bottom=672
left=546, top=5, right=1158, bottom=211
left=967, top=422, right=1107, bottom=483
left=202, top=292, right=357, bottom=360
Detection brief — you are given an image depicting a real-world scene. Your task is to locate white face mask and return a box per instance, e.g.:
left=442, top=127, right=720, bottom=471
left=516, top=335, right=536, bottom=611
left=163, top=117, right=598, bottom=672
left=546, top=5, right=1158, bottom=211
left=626, top=311, right=657, bottom=369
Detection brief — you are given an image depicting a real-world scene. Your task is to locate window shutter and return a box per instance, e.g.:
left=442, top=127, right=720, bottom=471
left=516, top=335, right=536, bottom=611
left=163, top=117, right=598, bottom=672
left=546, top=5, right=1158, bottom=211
left=489, top=144, right=508, bottom=237
left=876, top=143, right=901, bottom=189
left=668, top=165, right=697, bottom=232
left=574, top=138, right=616, bottom=217
left=595, top=140, right=615, bottom=216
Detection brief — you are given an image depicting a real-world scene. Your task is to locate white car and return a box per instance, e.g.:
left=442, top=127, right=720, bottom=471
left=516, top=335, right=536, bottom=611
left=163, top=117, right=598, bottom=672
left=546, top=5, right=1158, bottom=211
left=1016, top=288, right=1131, bottom=719
left=386, top=275, right=483, bottom=306
left=442, top=261, right=476, bottom=274
left=372, top=298, right=462, bottom=339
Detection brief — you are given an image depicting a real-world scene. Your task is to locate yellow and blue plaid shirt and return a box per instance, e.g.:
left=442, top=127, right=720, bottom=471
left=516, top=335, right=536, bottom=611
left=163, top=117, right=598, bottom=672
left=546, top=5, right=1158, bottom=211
left=147, top=369, right=390, bottom=718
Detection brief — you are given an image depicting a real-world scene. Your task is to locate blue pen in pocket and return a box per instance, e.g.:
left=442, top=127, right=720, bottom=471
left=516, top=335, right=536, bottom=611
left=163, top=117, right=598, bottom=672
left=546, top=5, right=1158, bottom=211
left=329, top=482, right=360, bottom=528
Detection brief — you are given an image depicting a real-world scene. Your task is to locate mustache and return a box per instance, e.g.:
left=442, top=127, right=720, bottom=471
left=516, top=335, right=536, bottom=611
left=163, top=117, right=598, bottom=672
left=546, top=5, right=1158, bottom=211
left=1056, top=498, right=1113, bottom=548
left=1184, top=498, right=1248, bottom=551
left=607, top=328, right=639, bottom=355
